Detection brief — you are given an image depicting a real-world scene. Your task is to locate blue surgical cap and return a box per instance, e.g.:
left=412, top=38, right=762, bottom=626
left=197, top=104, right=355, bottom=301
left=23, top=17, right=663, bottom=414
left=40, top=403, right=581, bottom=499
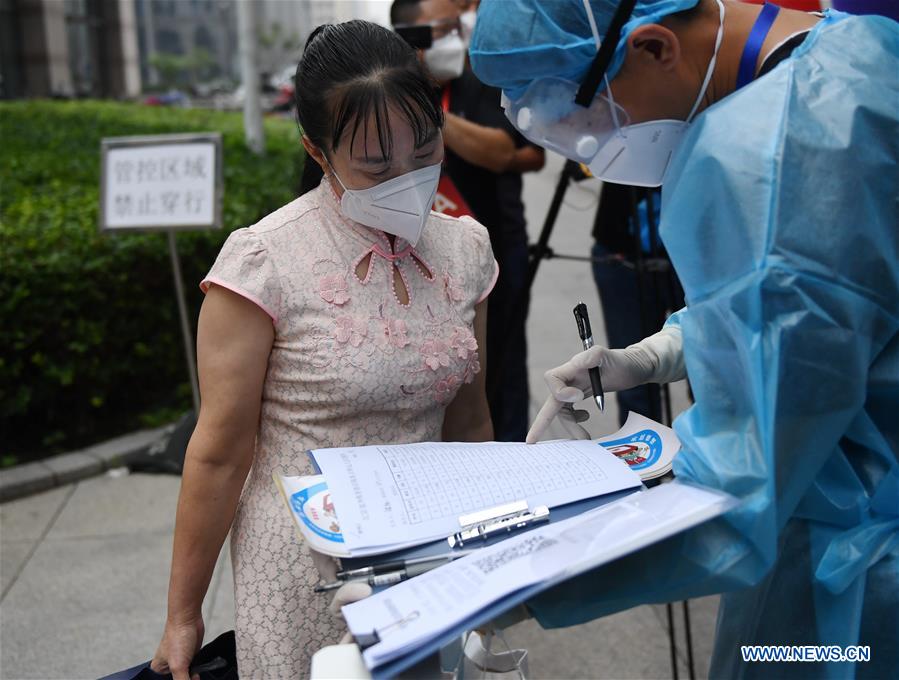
left=470, top=0, right=701, bottom=100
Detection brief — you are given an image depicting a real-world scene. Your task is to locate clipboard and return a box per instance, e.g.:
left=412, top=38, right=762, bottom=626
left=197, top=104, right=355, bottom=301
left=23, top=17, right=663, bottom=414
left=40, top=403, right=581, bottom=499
left=339, top=486, right=640, bottom=571
left=343, top=482, right=737, bottom=679
left=304, top=438, right=643, bottom=559
left=336, top=487, right=643, bottom=679
left=301, top=446, right=642, bottom=567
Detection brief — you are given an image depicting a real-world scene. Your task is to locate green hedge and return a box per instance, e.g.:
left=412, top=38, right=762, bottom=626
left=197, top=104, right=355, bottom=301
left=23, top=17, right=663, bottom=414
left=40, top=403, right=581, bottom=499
left=0, top=101, right=303, bottom=465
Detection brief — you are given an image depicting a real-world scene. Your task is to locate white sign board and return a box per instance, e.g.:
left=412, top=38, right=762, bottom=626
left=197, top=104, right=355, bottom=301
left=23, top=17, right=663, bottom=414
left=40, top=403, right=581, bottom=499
left=100, top=133, right=223, bottom=232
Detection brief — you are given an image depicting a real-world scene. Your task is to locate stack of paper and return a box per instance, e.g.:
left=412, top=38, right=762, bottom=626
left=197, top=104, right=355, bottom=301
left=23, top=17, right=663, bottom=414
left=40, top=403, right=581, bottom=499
left=304, top=438, right=642, bottom=556
left=274, top=474, right=428, bottom=558
left=342, top=482, right=736, bottom=673
left=598, top=412, right=681, bottom=481
left=275, top=415, right=685, bottom=557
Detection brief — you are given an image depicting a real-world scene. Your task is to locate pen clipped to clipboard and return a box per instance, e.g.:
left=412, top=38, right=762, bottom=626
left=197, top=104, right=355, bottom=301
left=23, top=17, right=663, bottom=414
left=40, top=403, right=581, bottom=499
left=312, top=500, right=551, bottom=593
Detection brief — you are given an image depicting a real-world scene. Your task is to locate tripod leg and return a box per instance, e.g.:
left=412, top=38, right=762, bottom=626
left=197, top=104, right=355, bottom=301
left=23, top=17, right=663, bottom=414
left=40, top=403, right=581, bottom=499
left=485, top=160, right=579, bottom=429
left=526, top=160, right=578, bottom=288
left=683, top=600, right=696, bottom=680
left=666, top=602, right=680, bottom=680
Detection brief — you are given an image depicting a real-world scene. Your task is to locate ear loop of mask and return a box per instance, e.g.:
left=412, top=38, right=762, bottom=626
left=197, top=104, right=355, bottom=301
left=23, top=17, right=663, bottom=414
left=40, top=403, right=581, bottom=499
left=322, top=155, right=350, bottom=193
left=687, top=0, right=726, bottom=123
left=582, top=0, right=626, bottom=138
left=580, top=0, right=726, bottom=136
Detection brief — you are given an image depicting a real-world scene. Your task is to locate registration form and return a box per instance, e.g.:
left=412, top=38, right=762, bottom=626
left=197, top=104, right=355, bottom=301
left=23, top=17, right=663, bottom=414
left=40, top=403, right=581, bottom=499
left=341, top=482, right=737, bottom=670
left=312, top=439, right=642, bottom=552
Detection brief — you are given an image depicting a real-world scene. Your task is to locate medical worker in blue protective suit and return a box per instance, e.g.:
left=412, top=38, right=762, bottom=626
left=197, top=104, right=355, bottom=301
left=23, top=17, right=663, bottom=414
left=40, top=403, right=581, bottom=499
left=470, top=1, right=898, bottom=678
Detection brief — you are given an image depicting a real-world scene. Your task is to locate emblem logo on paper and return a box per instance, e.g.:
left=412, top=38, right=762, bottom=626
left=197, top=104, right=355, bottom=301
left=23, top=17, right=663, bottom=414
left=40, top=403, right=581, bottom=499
left=600, top=429, right=662, bottom=471
left=291, top=483, right=344, bottom=542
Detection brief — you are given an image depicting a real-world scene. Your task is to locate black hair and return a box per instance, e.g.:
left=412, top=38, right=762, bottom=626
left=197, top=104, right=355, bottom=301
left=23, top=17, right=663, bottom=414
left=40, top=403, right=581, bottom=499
left=390, top=0, right=423, bottom=26
left=294, top=20, right=443, bottom=162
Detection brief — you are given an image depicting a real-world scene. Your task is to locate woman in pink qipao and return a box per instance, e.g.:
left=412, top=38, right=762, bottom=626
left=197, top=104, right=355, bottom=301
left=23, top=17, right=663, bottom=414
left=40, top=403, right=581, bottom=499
left=152, top=20, right=497, bottom=679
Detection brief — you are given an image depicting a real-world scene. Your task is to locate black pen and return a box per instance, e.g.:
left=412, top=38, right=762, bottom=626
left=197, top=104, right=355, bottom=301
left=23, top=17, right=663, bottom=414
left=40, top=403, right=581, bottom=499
left=573, top=302, right=605, bottom=411
left=315, top=569, right=410, bottom=593
left=316, top=553, right=469, bottom=593
left=335, top=551, right=470, bottom=581
left=316, top=561, right=441, bottom=593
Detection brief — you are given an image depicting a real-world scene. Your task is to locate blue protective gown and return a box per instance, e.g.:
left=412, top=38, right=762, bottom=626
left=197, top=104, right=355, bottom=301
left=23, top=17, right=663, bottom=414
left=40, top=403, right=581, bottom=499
left=528, top=13, right=899, bottom=679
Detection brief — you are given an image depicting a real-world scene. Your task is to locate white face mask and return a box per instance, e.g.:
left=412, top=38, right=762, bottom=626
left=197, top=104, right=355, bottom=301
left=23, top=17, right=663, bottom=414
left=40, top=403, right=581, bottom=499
left=329, top=163, right=441, bottom=247
left=460, top=10, right=477, bottom=47
left=424, top=31, right=467, bottom=81
left=501, top=0, right=726, bottom=188
left=586, top=0, right=726, bottom=187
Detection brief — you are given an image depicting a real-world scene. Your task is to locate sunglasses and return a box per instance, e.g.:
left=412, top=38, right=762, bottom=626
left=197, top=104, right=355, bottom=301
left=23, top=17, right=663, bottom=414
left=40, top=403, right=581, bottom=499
left=394, top=17, right=462, bottom=50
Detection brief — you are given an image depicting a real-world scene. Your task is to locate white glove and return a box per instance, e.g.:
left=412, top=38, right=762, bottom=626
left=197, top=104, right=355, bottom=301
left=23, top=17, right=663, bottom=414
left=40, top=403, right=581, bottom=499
left=463, top=630, right=528, bottom=676
left=310, top=548, right=339, bottom=582
left=329, top=582, right=373, bottom=644
left=527, top=324, right=685, bottom=443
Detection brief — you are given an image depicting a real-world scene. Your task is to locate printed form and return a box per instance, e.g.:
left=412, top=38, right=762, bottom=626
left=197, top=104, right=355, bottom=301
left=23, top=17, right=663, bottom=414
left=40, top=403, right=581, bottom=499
left=342, top=482, right=737, bottom=669
left=313, top=439, right=641, bottom=552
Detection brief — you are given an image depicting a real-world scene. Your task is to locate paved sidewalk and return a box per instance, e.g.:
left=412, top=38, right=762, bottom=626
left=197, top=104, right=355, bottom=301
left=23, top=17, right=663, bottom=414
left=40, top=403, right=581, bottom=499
left=1, top=153, right=712, bottom=679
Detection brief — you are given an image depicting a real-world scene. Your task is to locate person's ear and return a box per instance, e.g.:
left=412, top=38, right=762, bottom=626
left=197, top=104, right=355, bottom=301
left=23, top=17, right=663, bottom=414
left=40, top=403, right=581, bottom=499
left=626, top=24, right=681, bottom=71
left=302, top=135, right=329, bottom=173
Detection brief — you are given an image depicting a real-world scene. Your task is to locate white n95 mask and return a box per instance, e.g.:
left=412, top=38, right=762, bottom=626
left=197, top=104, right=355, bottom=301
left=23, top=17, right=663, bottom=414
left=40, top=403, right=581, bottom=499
left=424, top=31, right=467, bottom=81
left=501, top=0, right=726, bottom=187
left=330, top=163, right=441, bottom=247
left=460, top=10, right=477, bottom=47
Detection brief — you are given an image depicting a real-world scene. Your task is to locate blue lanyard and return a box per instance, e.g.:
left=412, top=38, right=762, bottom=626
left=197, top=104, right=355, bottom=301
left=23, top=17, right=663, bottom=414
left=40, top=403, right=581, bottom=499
left=736, top=3, right=780, bottom=90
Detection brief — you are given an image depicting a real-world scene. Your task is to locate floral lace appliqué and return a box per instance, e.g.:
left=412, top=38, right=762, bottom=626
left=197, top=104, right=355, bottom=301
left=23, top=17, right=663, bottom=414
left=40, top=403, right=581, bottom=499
left=319, top=273, right=349, bottom=305
left=380, top=318, right=410, bottom=349
left=420, top=339, right=451, bottom=371
left=463, top=355, right=481, bottom=384
left=444, top=273, right=465, bottom=303
left=334, top=315, right=367, bottom=347
left=435, top=374, right=461, bottom=403
left=450, top=326, right=478, bottom=360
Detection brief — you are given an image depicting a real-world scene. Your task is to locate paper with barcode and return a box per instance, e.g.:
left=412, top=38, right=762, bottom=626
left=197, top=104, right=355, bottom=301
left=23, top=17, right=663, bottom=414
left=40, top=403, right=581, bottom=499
left=312, top=439, right=642, bottom=552
left=342, top=482, right=737, bottom=669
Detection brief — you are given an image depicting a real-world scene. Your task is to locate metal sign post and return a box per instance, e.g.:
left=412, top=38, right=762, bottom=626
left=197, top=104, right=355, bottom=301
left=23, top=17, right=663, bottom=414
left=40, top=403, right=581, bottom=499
left=99, top=133, right=224, bottom=417
left=167, top=230, right=201, bottom=414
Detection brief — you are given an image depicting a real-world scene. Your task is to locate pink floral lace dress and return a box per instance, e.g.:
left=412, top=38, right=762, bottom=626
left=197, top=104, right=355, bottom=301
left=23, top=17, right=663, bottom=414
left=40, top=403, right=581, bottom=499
left=199, top=181, right=497, bottom=678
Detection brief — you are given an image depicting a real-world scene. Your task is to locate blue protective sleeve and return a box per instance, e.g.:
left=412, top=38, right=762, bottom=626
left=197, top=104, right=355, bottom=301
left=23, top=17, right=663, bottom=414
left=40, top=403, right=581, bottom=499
left=529, top=256, right=891, bottom=628
left=663, top=307, right=685, bottom=330
left=527, top=14, right=899, bottom=630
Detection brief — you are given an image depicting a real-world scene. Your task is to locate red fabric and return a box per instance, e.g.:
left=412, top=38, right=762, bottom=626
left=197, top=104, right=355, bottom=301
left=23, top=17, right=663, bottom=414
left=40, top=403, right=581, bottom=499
left=434, top=174, right=474, bottom=217
left=740, top=0, right=823, bottom=11
left=442, top=86, right=451, bottom=112
left=434, top=84, right=474, bottom=218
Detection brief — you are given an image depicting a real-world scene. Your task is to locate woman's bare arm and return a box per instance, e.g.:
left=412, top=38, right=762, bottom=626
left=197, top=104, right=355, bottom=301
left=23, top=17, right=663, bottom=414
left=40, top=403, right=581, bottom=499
left=153, top=285, right=273, bottom=678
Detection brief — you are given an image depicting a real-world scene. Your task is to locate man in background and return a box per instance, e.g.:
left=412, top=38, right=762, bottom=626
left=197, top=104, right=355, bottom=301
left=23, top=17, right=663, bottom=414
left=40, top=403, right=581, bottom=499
left=392, top=0, right=545, bottom=441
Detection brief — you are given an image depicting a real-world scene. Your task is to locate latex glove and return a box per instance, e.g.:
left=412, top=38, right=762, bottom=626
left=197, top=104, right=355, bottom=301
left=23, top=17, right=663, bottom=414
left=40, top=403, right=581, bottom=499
left=310, top=547, right=339, bottom=582
left=463, top=630, right=528, bottom=676
left=481, top=603, right=532, bottom=632
left=527, top=324, right=685, bottom=443
left=557, top=403, right=592, bottom=441
left=329, top=582, right=373, bottom=644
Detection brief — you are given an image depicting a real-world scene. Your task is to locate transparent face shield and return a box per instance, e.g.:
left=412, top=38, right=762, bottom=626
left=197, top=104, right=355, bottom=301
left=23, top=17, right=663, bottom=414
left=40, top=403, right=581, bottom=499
left=500, top=0, right=725, bottom=187
left=498, top=0, right=634, bottom=169
left=501, top=75, right=630, bottom=167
